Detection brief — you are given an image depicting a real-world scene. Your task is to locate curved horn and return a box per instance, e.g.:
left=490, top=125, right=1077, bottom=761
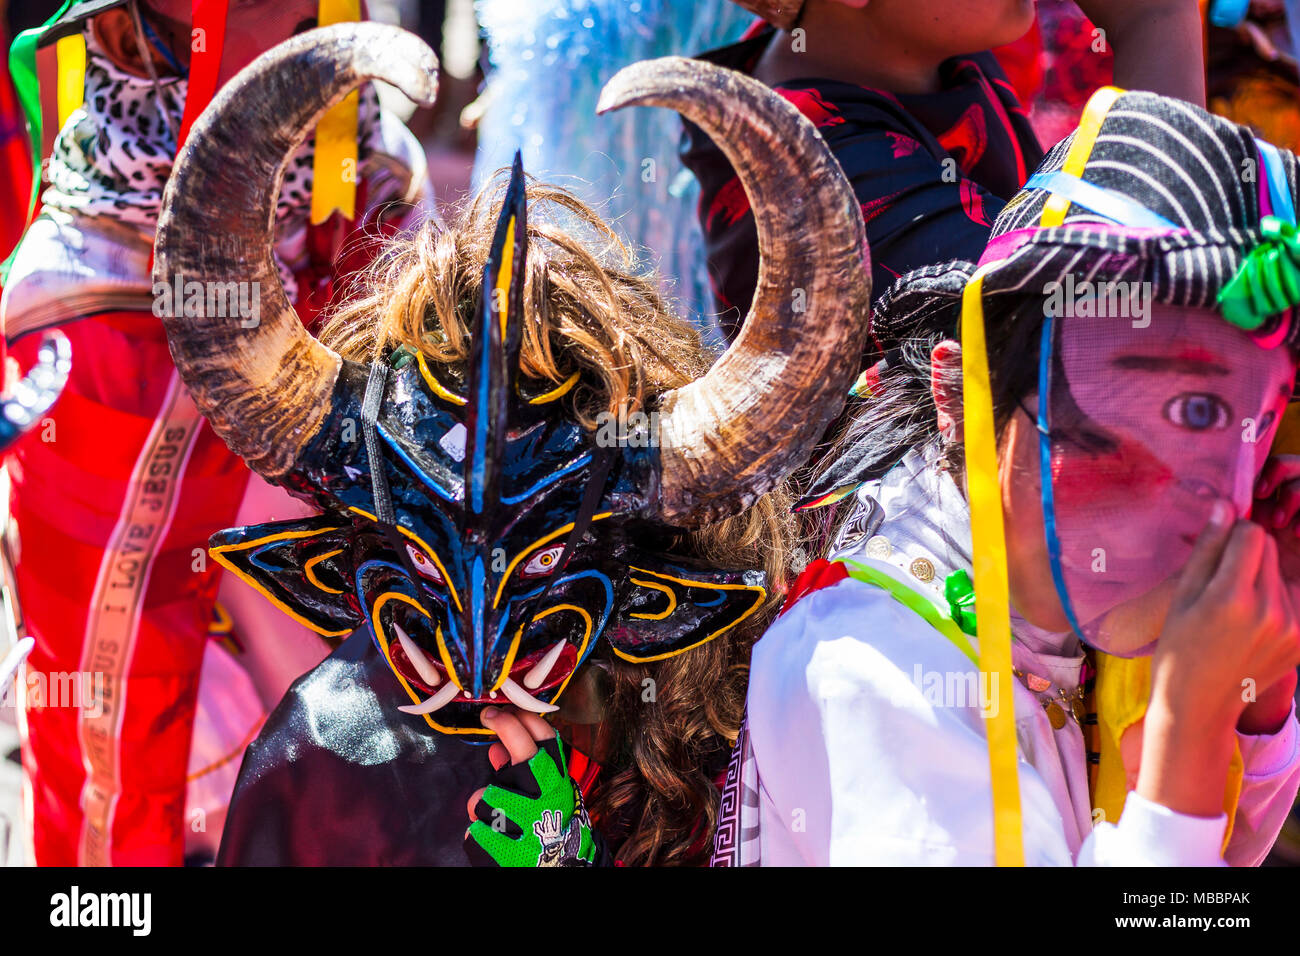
left=153, top=23, right=438, bottom=478
left=0, top=331, right=71, bottom=452
left=597, top=58, right=869, bottom=527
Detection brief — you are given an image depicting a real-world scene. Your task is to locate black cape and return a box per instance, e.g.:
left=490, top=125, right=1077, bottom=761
left=217, top=629, right=490, bottom=866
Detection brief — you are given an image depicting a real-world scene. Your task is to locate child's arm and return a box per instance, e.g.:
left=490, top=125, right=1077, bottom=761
left=1076, top=0, right=1207, bottom=106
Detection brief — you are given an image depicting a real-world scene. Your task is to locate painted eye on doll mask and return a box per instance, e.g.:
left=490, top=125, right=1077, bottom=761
left=521, top=545, right=566, bottom=578
left=404, top=543, right=445, bottom=585
left=1162, top=393, right=1232, bottom=431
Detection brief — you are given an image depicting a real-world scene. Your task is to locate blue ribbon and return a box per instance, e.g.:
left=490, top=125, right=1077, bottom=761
left=1025, top=171, right=1178, bottom=231
left=1037, top=310, right=1088, bottom=643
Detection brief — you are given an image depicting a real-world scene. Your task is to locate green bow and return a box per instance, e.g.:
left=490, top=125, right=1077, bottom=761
left=1218, top=216, right=1300, bottom=331
left=944, top=568, right=978, bottom=637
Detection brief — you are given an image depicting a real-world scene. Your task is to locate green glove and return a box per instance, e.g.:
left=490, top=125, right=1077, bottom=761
left=464, top=736, right=599, bottom=867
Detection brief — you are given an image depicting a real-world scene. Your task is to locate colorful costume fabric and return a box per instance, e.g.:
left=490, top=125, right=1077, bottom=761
left=2, top=14, right=429, bottom=865
left=0, top=19, right=31, bottom=281
left=1005, top=0, right=1114, bottom=149
left=719, top=88, right=1300, bottom=866
left=679, top=25, right=1042, bottom=341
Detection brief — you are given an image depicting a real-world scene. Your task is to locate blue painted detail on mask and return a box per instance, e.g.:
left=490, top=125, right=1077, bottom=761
left=470, top=326, right=492, bottom=516
left=356, top=558, right=421, bottom=656
left=497, top=569, right=615, bottom=661
left=377, top=422, right=459, bottom=503
left=470, top=555, right=488, bottom=697
left=500, top=453, right=593, bottom=505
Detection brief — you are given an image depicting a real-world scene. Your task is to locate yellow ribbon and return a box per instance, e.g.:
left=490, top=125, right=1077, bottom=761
left=310, top=0, right=362, bottom=224
left=1039, top=86, right=1124, bottom=228
left=55, top=33, right=86, bottom=130
left=961, top=267, right=1025, bottom=866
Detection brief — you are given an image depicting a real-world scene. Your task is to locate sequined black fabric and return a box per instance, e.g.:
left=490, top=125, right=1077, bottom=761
left=217, top=630, right=489, bottom=866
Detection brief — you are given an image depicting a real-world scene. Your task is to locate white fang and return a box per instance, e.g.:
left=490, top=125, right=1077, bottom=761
left=500, top=677, right=559, bottom=714
left=393, top=622, right=441, bottom=687
left=398, top=681, right=461, bottom=715
left=523, top=640, right=566, bottom=690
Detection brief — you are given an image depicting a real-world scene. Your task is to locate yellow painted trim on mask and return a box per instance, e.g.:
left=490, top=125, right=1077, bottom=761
left=628, top=577, right=677, bottom=620
left=960, top=267, right=1024, bottom=866
left=304, top=549, right=345, bottom=595
left=1040, top=85, right=1124, bottom=228
left=609, top=569, right=766, bottom=663
left=209, top=526, right=352, bottom=637
left=55, top=33, right=85, bottom=130
left=491, top=513, right=613, bottom=608
left=430, top=621, right=461, bottom=690
left=492, top=631, right=523, bottom=694
left=526, top=370, right=580, bottom=405
left=495, top=216, right=516, bottom=340
left=529, top=604, right=593, bottom=705
left=416, top=351, right=468, bottom=406
left=490, top=604, right=593, bottom=703
left=346, top=506, right=463, bottom=613
left=372, top=591, right=493, bottom=736
left=310, top=0, right=361, bottom=223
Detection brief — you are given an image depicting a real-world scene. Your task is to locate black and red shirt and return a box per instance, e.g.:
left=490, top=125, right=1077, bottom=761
left=680, top=26, right=1044, bottom=345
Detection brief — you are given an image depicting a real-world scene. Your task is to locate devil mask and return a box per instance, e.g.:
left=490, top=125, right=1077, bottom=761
left=152, top=23, right=869, bottom=735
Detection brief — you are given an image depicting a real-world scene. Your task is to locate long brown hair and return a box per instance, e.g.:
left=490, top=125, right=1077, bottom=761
left=319, top=176, right=797, bottom=866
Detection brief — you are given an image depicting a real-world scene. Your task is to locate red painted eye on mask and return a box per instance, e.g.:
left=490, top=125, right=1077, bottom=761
left=521, top=545, right=565, bottom=578
left=405, top=543, right=445, bottom=585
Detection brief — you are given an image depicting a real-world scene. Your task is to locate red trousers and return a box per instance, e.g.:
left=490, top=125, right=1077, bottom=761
left=9, top=310, right=250, bottom=865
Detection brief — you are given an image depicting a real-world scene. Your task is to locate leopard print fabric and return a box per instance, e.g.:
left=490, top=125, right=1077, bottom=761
left=42, top=28, right=388, bottom=298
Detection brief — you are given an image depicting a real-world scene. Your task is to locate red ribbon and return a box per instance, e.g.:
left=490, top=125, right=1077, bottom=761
left=176, top=0, right=229, bottom=150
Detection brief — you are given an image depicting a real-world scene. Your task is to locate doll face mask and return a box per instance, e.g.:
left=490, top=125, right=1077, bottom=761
left=1036, top=302, right=1296, bottom=655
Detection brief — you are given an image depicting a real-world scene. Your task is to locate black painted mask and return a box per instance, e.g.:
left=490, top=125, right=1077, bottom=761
left=210, top=162, right=766, bottom=736
left=153, top=25, right=869, bottom=738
